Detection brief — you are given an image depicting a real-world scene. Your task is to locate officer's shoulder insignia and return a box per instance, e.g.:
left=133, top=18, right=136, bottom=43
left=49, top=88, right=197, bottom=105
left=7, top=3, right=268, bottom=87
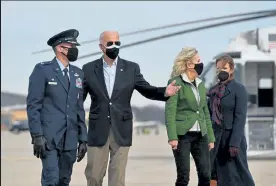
left=40, top=61, right=52, bottom=65
left=71, top=64, right=82, bottom=71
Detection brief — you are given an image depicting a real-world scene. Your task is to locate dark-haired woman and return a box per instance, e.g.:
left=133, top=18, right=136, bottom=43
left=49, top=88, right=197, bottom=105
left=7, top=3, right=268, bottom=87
left=207, top=54, right=255, bottom=186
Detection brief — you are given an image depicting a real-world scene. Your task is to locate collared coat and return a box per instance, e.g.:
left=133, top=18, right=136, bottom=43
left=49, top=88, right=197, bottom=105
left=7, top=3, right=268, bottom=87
left=208, top=80, right=255, bottom=186
left=27, top=58, right=87, bottom=150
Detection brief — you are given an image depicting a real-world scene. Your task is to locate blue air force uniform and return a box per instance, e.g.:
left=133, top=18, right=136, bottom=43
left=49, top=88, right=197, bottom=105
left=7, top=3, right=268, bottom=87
left=26, top=29, right=87, bottom=186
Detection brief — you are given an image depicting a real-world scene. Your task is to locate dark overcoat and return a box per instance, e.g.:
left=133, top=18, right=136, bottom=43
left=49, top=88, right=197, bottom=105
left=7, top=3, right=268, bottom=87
left=208, top=80, right=255, bottom=186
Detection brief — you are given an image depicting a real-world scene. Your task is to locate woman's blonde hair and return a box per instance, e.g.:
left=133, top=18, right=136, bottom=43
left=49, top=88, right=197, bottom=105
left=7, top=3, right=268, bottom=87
left=170, top=47, right=198, bottom=78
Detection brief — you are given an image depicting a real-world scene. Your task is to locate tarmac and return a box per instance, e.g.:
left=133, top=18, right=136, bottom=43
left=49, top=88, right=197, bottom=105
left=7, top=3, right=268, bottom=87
left=1, top=126, right=276, bottom=186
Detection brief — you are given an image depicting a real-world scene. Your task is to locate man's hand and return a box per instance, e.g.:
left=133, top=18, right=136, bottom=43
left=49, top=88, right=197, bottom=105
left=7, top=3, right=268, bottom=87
left=165, top=80, right=181, bottom=97
left=33, top=136, right=47, bottom=159
left=169, top=140, right=178, bottom=150
left=77, top=141, right=87, bottom=162
left=229, top=146, right=239, bottom=157
left=208, top=142, right=214, bottom=151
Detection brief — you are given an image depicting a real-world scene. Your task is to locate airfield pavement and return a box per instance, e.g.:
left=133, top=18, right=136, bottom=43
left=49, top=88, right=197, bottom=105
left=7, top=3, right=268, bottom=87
left=1, top=126, right=276, bottom=186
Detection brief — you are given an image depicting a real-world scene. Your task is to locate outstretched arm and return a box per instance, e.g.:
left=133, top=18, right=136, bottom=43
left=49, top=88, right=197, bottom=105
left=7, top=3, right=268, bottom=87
left=134, top=63, right=168, bottom=101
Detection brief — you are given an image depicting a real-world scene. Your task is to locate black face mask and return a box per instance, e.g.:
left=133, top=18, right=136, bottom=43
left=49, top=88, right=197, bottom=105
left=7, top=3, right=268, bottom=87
left=62, top=47, right=78, bottom=62
left=217, top=71, right=229, bottom=82
left=105, top=47, right=119, bottom=60
left=194, top=63, right=204, bottom=75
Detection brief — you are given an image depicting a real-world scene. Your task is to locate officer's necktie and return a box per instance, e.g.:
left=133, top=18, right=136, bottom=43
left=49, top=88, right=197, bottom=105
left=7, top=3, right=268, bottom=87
left=63, top=68, right=70, bottom=90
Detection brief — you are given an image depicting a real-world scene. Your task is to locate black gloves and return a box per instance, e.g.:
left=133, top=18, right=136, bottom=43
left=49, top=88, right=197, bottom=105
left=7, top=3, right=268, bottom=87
left=229, top=146, right=239, bottom=157
left=33, top=136, right=47, bottom=159
left=77, top=141, right=87, bottom=162
left=33, top=137, right=87, bottom=161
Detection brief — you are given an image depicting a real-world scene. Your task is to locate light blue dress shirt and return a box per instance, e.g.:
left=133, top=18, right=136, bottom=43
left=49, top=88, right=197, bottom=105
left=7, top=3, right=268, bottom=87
left=102, top=57, right=117, bottom=98
left=56, top=57, right=70, bottom=80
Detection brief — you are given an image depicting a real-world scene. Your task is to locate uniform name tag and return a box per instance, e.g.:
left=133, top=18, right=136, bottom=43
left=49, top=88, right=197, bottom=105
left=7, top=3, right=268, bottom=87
left=48, top=82, right=57, bottom=85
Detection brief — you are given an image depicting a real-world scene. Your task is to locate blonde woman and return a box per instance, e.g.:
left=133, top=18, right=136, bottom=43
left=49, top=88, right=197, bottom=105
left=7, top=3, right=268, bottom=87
left=165, top=47, right=215, bottom=186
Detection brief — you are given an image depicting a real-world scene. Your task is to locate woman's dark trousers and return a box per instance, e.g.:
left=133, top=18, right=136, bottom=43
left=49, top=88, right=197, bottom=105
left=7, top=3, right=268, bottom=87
left=173, top=132, right=211, bottom=186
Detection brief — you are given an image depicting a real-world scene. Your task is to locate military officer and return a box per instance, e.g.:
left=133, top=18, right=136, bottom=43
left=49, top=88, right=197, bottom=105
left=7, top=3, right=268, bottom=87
left=26, top=29, right=88, bottom=186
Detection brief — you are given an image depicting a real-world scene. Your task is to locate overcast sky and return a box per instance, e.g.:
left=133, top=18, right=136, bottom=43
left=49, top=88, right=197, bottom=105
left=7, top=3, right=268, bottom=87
left=1, top=1, right=276, bottom=108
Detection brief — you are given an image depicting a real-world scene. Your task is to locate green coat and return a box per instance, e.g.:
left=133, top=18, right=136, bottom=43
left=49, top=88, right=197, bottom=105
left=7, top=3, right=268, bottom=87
left=165, top=74, right=215, bottom=143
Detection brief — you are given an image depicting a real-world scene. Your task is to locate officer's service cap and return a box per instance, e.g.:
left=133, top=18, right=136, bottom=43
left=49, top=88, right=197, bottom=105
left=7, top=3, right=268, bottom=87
left=47, top=29, right=80, bottom=47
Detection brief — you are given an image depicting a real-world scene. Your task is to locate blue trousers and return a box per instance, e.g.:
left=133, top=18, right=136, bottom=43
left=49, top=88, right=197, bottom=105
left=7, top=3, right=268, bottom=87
left=41, top=136, right=77, bottom=186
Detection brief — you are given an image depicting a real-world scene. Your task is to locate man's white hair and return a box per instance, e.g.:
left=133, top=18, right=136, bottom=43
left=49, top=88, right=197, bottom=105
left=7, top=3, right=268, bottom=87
left=99, top=31, right=119, bottom=44
left=99, top=32, right=105, bottom=44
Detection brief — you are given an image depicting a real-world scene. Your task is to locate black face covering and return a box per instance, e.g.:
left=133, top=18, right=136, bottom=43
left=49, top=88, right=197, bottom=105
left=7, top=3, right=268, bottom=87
left=194, top=63, right=204, bottom=75
left=217, top=71, right=229, bottom=82
left=62, top=48, right=78, bottom=62
left=105, top=47, right=119, bottom=60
